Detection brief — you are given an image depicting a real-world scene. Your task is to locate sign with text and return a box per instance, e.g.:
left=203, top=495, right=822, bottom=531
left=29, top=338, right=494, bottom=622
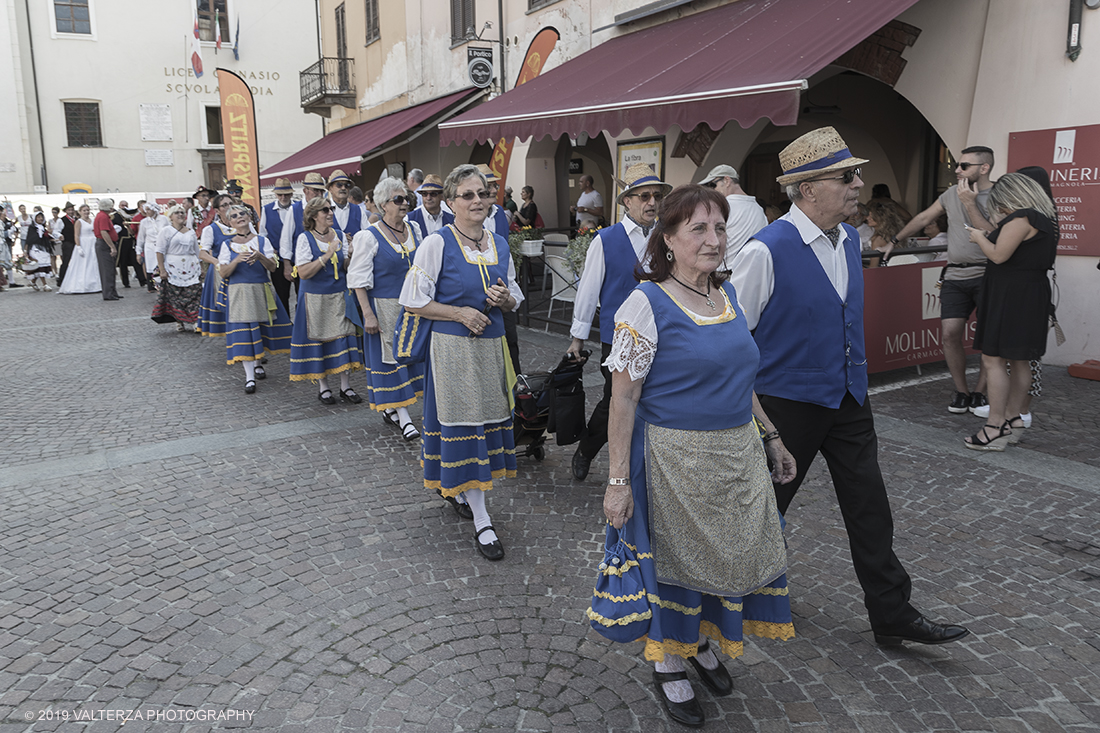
left=217, top=69, right=260, bottom=209
left=139, top=104, right=173, bottom=141
left=467, top=47, right=494, bottom=88
left=863, top=261, right=977, bottom=374
left=1007, top=123, right=1100, bottom=256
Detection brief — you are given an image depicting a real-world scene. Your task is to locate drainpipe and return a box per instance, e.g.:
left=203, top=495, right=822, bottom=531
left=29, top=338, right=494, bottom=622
left=23, top=0, right=48, bottom=190
left=1068, top=0, right=1083, bottom=61
left=498, top=0, right=506, bottom=91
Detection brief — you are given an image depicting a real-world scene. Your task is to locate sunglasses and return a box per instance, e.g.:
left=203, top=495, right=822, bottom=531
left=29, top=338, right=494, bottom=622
left=955, top=162, right=983, bottom=171
left=455, top=190, right=495, bottom=201
left=420, top=191, right=441, bottom=197
left=332, top=182, right=351, bottom=189
left=628, top=191, right=664, bottom=203
left=390, top=196, right=414, bottom=206
left=702, top=181, right=718, bottom=189
left=318, top=206, right=333, bottom=214
left=810, top=167, right=862, bottom=185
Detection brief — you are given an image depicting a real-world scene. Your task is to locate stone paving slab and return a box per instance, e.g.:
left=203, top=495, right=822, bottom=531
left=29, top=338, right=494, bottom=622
left=1, top=286, right=1098, bottom=732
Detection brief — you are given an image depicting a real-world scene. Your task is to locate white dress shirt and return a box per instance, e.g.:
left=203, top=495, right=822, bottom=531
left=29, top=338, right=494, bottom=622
left=729, top=202, right=852, bottom=331
left=721, top=194, right=768, bottom=269
left=570, top=217, right=651, bottom=341
left=410, top=206, right=448, bottom=237
left=294, top=231, right=349, bottom=266
left=484, top=205, right=503, bottom=235
left=259, top=203, right=296, bottom=260
left=332, top=201, right=353, bottom=232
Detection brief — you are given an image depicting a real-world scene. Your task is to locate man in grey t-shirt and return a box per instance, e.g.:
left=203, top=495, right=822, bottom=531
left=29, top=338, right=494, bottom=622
left=893, top=146, right=995, bottom=414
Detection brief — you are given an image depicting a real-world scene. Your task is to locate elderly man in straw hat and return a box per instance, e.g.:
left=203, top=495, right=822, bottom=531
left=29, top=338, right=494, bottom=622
left=326, top=169, right=363, bottom=238
left=476, top=164, right=510, bottom=237
left=567, top=162, right=670, bottom=481
left=406, top=174, right=454, bottom=240
left=259, top=177, right=303, bottom=314
left=729, top=127, right=970, bottom=646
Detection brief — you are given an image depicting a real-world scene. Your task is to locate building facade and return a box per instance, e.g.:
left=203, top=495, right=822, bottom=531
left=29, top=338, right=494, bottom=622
left=1, top=0, right=324, bottom=195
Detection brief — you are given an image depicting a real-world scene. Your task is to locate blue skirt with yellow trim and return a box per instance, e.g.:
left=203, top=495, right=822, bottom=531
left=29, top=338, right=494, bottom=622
left=420, top=345, right=516, bottom=497
left=620, top=417, right=794, bottom=662
left=363, top=329, right=424, bottom=410
left=288, top=288, right=364, bottom=381
left=222, top=299, right=293, bottom=365
left=198, top=264, right=227, bottom=337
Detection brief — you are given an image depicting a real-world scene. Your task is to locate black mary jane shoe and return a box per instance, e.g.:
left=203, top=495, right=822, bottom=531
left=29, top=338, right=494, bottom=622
left=687, top=639, right=733, bottom=696
left=340, top=388, right=362, bottom=404
left=244, top=380, right=257, bottom=394
left=439, top=490, right=474, bottom=520
left=382, top=409, right=400, bottom=429
left=475, top=525, right=505, bottom=561
left=254, top=365, right=266, bottom=380
left=318, top=389, right=336, bottom=405
left=873, top=615, right=970, bottom=646
left=401, top=422, right=420, bottom=441
left=652, top=670, right=704, bottom=728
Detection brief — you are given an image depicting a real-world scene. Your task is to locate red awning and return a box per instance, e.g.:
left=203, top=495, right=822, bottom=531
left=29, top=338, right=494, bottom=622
left=440, top=0, right=919, bottom=145
left=261, top=87, right=483, bottom=185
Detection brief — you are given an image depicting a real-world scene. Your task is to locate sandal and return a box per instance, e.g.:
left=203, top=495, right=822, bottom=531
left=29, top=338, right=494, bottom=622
left=254, top=365, right=266, bottom=380
left=340, top=387, right=362, bottom=404
left=964, top=423, right=1011, bottom=451
left=1004, top=416, right=1025, bottom=444
left=401, top=422, right=420, bottom=441
left=244, top=380, right=256, bottom=394
left=382, top=409, right=400, bottom=429
left=318, top=388, right=336, bottom=405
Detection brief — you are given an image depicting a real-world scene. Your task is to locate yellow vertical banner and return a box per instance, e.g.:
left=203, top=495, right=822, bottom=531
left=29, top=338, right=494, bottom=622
left=217, top=68, right=260, bottom=209
left=490, top=27, right=560, bottom=203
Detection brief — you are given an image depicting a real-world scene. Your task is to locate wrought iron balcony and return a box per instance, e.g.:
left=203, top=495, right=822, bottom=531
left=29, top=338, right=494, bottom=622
left=300, top=57, right=356, bottom=116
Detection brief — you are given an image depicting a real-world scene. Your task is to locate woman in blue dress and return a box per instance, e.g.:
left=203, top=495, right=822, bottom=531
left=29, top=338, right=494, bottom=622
left=289, top=196, right=364, bottom=403
left=398, top=164, right=523, bottom=561
left=197, top=194, right=236, bottom=336
left=598, top=185, right=797, bottom=728
left=348, top=177, right=424, bottom=438
left=217, top=205, right=292, bottom=393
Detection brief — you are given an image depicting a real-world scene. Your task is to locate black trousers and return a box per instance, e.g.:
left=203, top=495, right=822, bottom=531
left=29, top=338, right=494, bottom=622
left=270, top=264, right=296, bottom=316
left=58, top=241, right=75, bottom=285
left=95, top=241, right=119, bottom=300
left=503, top=310, right=521, bottom=375
left=578, top=341, right=613, bottom=460
left=759, top=392, right=919, bottom=630
left=117, top=239, right=145, bottom=287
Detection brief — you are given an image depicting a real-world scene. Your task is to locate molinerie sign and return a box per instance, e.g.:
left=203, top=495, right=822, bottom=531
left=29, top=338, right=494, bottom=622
left=1008, top=124, right=1100, bottom=257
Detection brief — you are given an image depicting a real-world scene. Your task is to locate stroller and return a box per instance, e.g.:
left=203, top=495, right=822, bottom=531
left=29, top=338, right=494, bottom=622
left=513, top=350, right=589, bottom=461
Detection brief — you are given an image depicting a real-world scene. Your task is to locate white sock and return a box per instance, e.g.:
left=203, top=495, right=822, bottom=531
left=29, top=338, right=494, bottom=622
left=455, top=491, right=468, bottom=507
left=655, top=656, right=694, bottom=703
left=465, top=489, right=497, bottom=544
left=243, top=361, right=256, bottom=381
left=340, top=373, right=351, bottom=391
left=317, top=377, right=331, bottom=395
left=397, top=406, right=412, bottom=427
left=695, top=638, right=719, bottom=670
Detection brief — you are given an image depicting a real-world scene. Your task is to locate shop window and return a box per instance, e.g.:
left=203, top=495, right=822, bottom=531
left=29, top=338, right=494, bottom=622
left=196, top=0, right=229, bottom=43
left=64, top=102, right=102, bottom=147
left=205, top=106, right=223, bottom=146
left=54, top=0, right=91, bottom=34
left=451, top=0, right=474, bottom=43
left=365, top=0, right=379, bottom=44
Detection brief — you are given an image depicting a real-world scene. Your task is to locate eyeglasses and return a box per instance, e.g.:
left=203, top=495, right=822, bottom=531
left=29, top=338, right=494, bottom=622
left=702, top=181, right=718, bottom=189
left=628, top=191, right=664, bottom=203
left=955, top=162, right=983, bottom=171
left=809, top=167, right=862, bottom=185
left=332, top=182, right=351, bottom=189
left=420, top=191, right=441, bottom=198
left=318, top=206, right=333, bottom=214
left=455, top=190, right=495, bottom=201
left=390, top=196, right=414, bottom=206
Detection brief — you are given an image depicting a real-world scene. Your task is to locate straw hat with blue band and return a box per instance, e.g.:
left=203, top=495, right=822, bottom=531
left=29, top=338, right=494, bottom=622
left=616, top=162, right=672, bottom=205
left=302, top=172, right=327, bottom=191
left=272, top=177, right=294, bottom=194
left=417, top=174, right=444, bottom=193
left=327, top=169, right=353, bottom=186
left=476, top=163, right=500, bottom=184
left=775, top=126, right=869, bottom=186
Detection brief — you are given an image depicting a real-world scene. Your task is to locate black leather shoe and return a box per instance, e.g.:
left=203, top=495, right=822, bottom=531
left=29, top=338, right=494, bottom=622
left=686, top=639, right=733, bottom=696
left=318, top=389, right=336, bottom=405
left=475, top=525, right=505, bottom=561
left=571, top=447, right=592, bottom=481
left=244, top=380, right=256, bottom=394
left=339, top=388, right=362, bottom=404
left=439, top=491, right=474, bottom=520
left=873, top=616, right=970, bottom=646
left=254, top=365, right=266, bottom=380
left=652, top=670, right=704, bottom=728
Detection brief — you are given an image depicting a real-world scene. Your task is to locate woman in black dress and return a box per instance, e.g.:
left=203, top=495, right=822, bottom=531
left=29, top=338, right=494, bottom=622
left=963, top=173, right=1058, bottom=451
left=515, top=186, right=538, bottom=227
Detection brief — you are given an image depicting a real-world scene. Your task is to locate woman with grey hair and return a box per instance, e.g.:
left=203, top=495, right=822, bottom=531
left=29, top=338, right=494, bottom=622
left=398, top=164, right=523, bottom=561
left=348, top=177, right=424, bottom=438
left=963, top=172, right=1059, bottom=450
left=151, top=204, right=203, bottom=331
left=137, top=202, right=165, bottom=292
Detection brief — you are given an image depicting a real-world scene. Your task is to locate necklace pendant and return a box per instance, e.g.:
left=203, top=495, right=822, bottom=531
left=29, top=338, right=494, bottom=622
left=706, top=297, right=716, bottom=310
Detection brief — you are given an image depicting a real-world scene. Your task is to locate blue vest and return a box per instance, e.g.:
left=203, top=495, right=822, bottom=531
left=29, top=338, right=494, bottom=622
left=221, top=236, right=273, bottom=285
left=752, top=220, right=867, bottom=408
left=364, top=223, right=420, bottom=299
left=431, top=225, right=509, bottom=339
left=635, top=281, right=758, bottom=430
left=487, top=206, right=509, bottom=236
left=406, top=207, right=454, bottom=240
left=298, top=228, right=348, bottom=295
left=597, top=221, right=643, bottom=344
left=333, top=202, right=362, bottom=238
left=262, top=201, right=303, bottom=255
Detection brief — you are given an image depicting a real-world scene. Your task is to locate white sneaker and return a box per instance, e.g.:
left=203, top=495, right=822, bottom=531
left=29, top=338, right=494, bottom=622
left=972, top=403, right=990, bottom=418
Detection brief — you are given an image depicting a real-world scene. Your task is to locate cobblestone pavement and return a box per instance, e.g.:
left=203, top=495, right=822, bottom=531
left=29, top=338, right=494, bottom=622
left=1, top=284, right=1099, bottom=733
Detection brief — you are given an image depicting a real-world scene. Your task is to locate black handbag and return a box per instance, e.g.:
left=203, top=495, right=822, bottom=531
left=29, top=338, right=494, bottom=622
left=550, top=379, right=586, bottom=445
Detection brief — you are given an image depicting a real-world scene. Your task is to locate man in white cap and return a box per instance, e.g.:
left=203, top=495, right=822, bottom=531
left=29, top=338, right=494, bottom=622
left=567, top=162, right=670, bottom=481
left=730, top=126, right=970, bottom=647
left=327, top=169, right=362, bottom=237
left=698, top=164, right=767, bottom=269
left=259, top=177, right=303, bottom=314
